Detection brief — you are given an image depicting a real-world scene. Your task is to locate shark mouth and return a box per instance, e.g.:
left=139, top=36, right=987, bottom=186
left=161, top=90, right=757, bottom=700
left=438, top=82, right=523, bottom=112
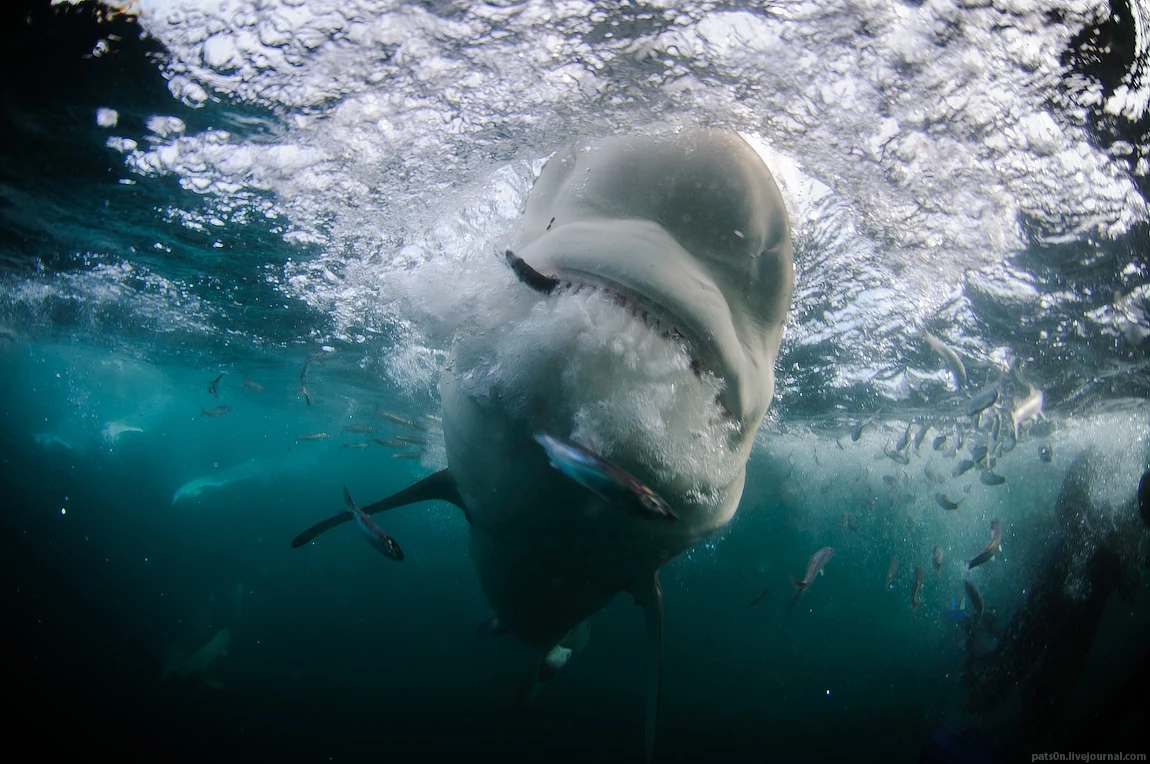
left=504, top=250, right=733, bottom=419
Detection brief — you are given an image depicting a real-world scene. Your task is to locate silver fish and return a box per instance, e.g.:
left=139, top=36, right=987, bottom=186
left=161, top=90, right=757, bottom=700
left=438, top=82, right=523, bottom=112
left=979, top=470, right=1006, bottom=486
left=953, top=459, right=976, bottom=478
left=913, top=420, right=931, bottom=454
left=242, top=377, right=264, bottom=393
left=343, top=486, right=403, bottom=561
left=208, top=373, right=224, bottom=397
left=934, top=493, right=964, bottom=511
left=1011, top=366, right=1045, bottom=441
left=885, top=442, right=910, bottom=465
left=966, top=376, right=1000, bottom=418
left=791, top=546, right=834, bottom=599
left=534, top=432, right=677, bottom=522
left=851, top=411, right=879, bottom=442
left=920, top=328, right=967, bottom=390
left=200, top=405, right=231, bottom=417
left=966, top=519, right=1002, bottom=570
left=378, top=410, right=427, bottom=431
left=912, top=566, right=924, bottom=613
left=895, top=422, right=913, bottom=453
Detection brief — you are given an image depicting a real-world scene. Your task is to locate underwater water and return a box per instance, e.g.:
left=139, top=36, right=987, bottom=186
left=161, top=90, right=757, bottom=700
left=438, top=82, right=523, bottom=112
left=2, top=0, right=1149, bottom=761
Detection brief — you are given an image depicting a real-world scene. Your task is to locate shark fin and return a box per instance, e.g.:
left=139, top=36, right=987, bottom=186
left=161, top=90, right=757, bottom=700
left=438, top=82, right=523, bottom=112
left=513, top=650, right=546, bottom=708
left=635, top=570, right=664, bottom=764
left=291, top=469, right=468, bottom=548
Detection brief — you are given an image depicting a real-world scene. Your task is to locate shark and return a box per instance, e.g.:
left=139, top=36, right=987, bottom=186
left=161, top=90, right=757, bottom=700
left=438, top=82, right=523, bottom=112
left=172, top=459, right=263, bottom=506
left=162, top=627, right=231, bottom=686
left=292, top=129, right=794, bottom=760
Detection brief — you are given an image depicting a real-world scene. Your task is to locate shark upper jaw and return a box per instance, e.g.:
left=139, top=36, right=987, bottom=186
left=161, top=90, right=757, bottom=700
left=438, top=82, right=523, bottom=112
left=515, top=218, right=774, bottom=433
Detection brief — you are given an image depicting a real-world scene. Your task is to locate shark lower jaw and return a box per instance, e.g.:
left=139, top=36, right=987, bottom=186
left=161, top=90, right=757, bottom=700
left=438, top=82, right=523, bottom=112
left=541, top=267, right=743, bottom=423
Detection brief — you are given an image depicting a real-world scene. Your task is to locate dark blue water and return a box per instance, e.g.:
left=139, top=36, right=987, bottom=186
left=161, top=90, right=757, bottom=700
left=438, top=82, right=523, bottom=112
left=2, top=2, right=1149, bottom=762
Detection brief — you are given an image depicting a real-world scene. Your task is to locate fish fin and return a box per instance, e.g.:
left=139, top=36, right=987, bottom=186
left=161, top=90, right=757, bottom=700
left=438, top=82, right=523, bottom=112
left=513, top=651, right=546, bottom=708
left=291, top=469, right=468, bottom=548
left=634, top=571, right=664, bottom=764
left=538, top=645, right=574, bottom=684
left=342, top=485, right=357, bottom=511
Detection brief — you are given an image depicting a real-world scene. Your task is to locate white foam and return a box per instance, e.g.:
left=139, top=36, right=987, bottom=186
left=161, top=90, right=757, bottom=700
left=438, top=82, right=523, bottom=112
left=92, top=0, right=1148, bottom=401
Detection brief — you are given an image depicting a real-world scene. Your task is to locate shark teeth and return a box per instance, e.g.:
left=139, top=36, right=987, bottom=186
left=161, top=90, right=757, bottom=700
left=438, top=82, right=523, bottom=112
left=553, top=277, right=688, bottom=352
left=548, top=275, right=734, bottom=421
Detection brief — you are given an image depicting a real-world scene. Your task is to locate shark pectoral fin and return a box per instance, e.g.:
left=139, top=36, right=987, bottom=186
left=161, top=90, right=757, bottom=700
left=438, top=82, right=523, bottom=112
left=538, top=645, right=573, bottom=684
left=290, top=469, right=469, bottom=548
left=635, top=571, right=664, bottom=764
left=513, top=651, right=546, bottom=708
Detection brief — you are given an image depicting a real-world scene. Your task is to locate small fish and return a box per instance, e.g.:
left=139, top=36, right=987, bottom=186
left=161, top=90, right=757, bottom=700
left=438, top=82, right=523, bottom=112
left=342, top=486, right=403, bottom=561
left=920, top=328, right=967, bottom=389
left=933, top=545, right=944, bottom=573
left=934, top=492, right=964, bottom=511
left=395, top=434, right=428, bottom=445
left=377, top=410, right=427, bottom=431
left=913, top=420, right=931, bottom=454
left=932, top=434, right=948, bottom=451
left=966, top=519, right=1002, bottom=570
left=208, top=373, right=224, bottom=397
left=533, top=432, right=677, bottom=522
left=923, top=462, right=946, bottom=484
left=299, top=352, right=323, bottom=383
left=884, top=442, right=910, bottom=465
left=970, top=445, right=987, bottom=463
left=911, top=566, right=924, bottom=613
left=299, top=384, right=312, bottom=406
left=966, top=376, right=1001, bottom=417
left=839, top=511, right=858, bottom=532
left=343, top=424, right=374, bottom=434
left=952, top=460, right=976, bottom=478
left=371, top=438, right=408, bottom=448
left=242, top=377, right=264, bottom=393
left=341, top=442, right=370, bottom=449
left=200, top=405, right=231, bottom=417
left=297, top=432, right=330, bottom=441
left=886, top=555, right=899, bottom=588
left=882, top=474, right=897, bottom=487
left=746, top=586, right=771, bottom=608
left=421, top=412, right=442, bottom=424
left=979, top=470, right=1006, bottom=486
left=851, top=411, right=879, bottom=442
left=790, top=546, right=834, bottom=600
left=963, top=580, right=985, bottom=620
left=391, top=452, right=423, bottom=460
left=1010, top=362, right=1045, bottom=440
left=895, top=422, right=913, bottom=453
left=1039, top=444, right=1052, bottom=463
